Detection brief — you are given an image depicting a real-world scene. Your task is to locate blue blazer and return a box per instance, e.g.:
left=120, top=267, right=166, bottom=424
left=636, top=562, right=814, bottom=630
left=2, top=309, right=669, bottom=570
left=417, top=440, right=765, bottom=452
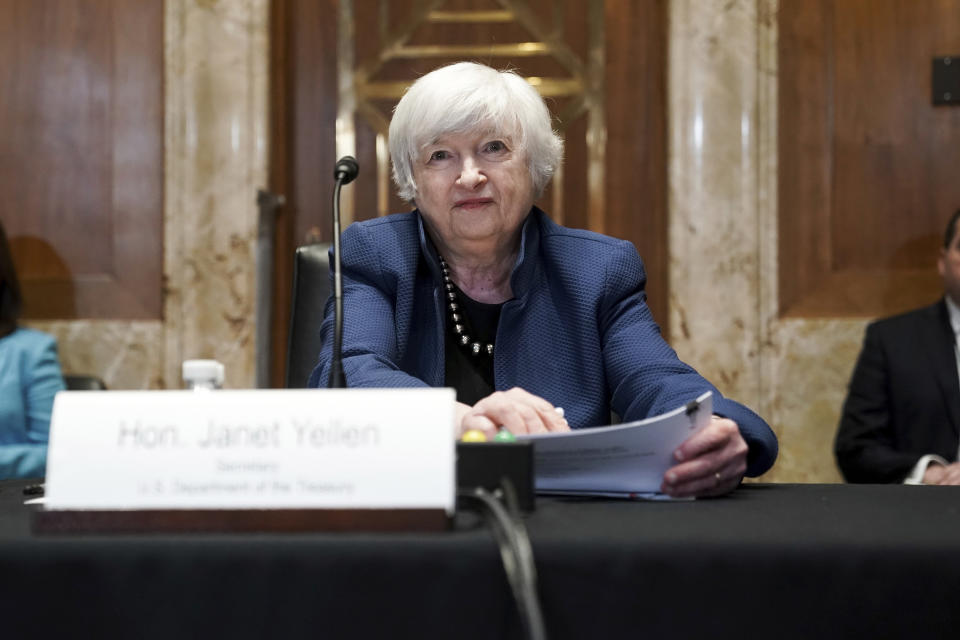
left=310, top=208, right=777, bottom=476
left=0, top=328, right=66, bottom=479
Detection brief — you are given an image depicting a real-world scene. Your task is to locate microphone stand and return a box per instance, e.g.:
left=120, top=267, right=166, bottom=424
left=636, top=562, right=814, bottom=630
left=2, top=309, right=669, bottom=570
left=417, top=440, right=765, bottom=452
left=329, top=156, right=358, bottom=388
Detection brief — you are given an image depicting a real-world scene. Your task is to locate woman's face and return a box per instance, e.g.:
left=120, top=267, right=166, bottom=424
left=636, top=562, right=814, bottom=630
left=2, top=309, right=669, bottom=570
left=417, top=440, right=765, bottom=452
left=412, top=129, right=534, bottom=255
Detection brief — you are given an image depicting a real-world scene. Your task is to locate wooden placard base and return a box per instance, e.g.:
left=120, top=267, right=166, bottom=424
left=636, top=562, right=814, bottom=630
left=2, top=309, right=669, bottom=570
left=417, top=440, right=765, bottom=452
left=32, top=507, right=450, bottom=534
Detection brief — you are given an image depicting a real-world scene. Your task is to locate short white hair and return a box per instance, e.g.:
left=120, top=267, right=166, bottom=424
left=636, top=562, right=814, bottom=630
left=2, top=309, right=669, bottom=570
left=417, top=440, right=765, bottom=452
left=389, top=62, right=564, bottom=202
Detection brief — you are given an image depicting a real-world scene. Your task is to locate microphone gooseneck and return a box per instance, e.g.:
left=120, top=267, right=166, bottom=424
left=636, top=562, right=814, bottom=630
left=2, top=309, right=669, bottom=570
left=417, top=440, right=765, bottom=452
left=329, top=156, right=358, bottom=388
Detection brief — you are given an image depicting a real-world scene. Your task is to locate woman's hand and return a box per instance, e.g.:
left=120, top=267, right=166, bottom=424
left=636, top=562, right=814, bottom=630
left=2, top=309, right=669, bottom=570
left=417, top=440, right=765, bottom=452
left=457, top=387, right=569, bottom=439
left=660, top=416, right=748, bottom=498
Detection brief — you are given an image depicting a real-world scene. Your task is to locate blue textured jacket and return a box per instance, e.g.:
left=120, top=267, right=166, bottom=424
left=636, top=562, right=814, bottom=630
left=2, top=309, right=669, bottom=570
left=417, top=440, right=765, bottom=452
left=310, top=208, right=777, bottom=476
left=0, top=328, right=65, bottom=479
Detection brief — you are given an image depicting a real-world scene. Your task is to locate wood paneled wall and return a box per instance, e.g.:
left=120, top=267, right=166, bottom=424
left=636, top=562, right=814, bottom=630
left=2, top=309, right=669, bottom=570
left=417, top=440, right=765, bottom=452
left=779, top=0, right=960, bottom=318
left=0, top=0, right=163, bottom=319
left=270, top=0, right=668, bottom=386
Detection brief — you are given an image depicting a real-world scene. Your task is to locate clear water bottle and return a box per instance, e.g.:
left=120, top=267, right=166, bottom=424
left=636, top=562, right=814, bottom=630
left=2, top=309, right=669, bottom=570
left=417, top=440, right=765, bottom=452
left=182, top=359, right=225, bottom=391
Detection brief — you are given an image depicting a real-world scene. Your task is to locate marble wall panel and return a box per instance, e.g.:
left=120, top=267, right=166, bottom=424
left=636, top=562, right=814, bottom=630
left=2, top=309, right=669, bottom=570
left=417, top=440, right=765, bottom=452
left=767, top=319, right=866, bottom=482
left=28, top=321, right=164, bottom=390
left=668, top=0, right=763, bottom=416
left=163, top=0, right=268, bottom=389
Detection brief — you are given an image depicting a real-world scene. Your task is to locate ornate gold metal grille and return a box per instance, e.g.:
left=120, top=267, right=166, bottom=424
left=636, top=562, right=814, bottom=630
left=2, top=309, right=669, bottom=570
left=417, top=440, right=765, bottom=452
left=337, top=0, right=605, bottom=231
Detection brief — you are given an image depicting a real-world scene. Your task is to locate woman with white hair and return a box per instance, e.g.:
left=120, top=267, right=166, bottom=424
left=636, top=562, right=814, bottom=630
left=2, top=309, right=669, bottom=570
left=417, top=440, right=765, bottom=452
left=310, top=62, right=777, bottom=496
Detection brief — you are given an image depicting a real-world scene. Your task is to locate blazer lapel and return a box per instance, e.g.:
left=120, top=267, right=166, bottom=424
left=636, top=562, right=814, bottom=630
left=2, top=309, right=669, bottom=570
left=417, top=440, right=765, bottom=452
left=928, top=299, right=960, bottom=437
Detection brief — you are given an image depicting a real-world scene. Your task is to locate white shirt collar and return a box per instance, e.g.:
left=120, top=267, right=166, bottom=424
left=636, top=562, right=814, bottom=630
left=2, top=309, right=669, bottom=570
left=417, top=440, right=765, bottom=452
left=944, top=295, right=960, bottom=338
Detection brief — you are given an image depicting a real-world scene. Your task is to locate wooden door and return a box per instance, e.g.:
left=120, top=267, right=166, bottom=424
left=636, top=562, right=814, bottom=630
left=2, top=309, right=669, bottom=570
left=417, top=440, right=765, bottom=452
left=0, top=0, right=163, bottom=320
left=779, top=0, right=960, bottom=317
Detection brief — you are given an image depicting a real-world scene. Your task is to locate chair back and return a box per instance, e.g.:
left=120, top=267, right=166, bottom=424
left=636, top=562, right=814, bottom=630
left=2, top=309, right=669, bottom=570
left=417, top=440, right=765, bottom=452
left=64, top=374, right=107, bottom=391
left=285, top=243, right=332, bottom=388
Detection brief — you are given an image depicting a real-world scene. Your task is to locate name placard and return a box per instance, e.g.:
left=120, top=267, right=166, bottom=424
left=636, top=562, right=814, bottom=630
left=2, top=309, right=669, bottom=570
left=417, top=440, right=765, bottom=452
left=44, top=389, right=456, bottom=512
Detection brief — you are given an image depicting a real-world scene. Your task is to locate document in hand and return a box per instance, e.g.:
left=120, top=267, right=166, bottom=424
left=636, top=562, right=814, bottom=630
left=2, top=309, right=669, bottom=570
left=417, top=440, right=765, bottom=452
left=516, top=391, right=712, bottom=498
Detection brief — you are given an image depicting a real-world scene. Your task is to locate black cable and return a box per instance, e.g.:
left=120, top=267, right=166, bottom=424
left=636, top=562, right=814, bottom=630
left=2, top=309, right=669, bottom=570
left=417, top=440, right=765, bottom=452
left=496, top=482, right=544, bottom=640
left=328, top=178, right=345, bottom=388
left=458, top=484, right=547, bottom=640
left=497, top=480, right=537, bottom=592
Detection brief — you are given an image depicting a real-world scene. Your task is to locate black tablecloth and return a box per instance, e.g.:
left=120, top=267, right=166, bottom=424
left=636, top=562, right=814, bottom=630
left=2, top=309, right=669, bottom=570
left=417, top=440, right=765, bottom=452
left=1, top=480, right=958, bottom=639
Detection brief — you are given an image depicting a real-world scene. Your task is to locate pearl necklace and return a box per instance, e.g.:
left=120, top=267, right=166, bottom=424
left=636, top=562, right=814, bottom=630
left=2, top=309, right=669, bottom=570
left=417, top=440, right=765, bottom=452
left=438, top=255, right=495, bottom=357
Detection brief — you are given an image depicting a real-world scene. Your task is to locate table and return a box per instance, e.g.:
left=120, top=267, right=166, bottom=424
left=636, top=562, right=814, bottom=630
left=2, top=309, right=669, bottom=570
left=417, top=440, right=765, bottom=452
left=1, top=480, right=958, bottom=639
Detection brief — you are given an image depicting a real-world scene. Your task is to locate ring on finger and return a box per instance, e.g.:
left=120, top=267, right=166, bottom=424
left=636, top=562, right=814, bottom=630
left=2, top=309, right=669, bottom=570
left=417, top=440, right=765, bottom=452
left=714, top=471, right=722, bottom=484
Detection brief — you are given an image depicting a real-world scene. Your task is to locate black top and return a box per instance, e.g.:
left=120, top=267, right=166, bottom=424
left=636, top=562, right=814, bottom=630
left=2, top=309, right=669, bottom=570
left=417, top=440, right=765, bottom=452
left=443, top=285, right=502, bottom=405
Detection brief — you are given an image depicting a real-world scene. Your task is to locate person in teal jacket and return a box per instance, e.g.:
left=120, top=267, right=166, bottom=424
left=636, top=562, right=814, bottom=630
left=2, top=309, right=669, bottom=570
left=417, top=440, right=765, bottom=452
left=0, top=220, right=65, bottom=479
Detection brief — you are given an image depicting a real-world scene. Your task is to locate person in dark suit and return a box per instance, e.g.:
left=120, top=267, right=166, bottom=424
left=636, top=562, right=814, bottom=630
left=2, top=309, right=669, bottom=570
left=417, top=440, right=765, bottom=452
left=309, top=62, right=777, bottom=497
left=835, top=209, right=960, bottom=484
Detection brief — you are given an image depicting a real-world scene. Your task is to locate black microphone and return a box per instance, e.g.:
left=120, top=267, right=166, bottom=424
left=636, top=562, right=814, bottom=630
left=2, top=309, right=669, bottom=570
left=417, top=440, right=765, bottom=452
left=328, top=156, right=358, bottom=388
left=334, top=156, right=359, bottom=185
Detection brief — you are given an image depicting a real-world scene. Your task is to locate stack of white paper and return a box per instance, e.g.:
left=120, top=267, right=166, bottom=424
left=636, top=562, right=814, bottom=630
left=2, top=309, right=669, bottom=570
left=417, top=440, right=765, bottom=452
left=517, top=391, right=712, bottom=499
